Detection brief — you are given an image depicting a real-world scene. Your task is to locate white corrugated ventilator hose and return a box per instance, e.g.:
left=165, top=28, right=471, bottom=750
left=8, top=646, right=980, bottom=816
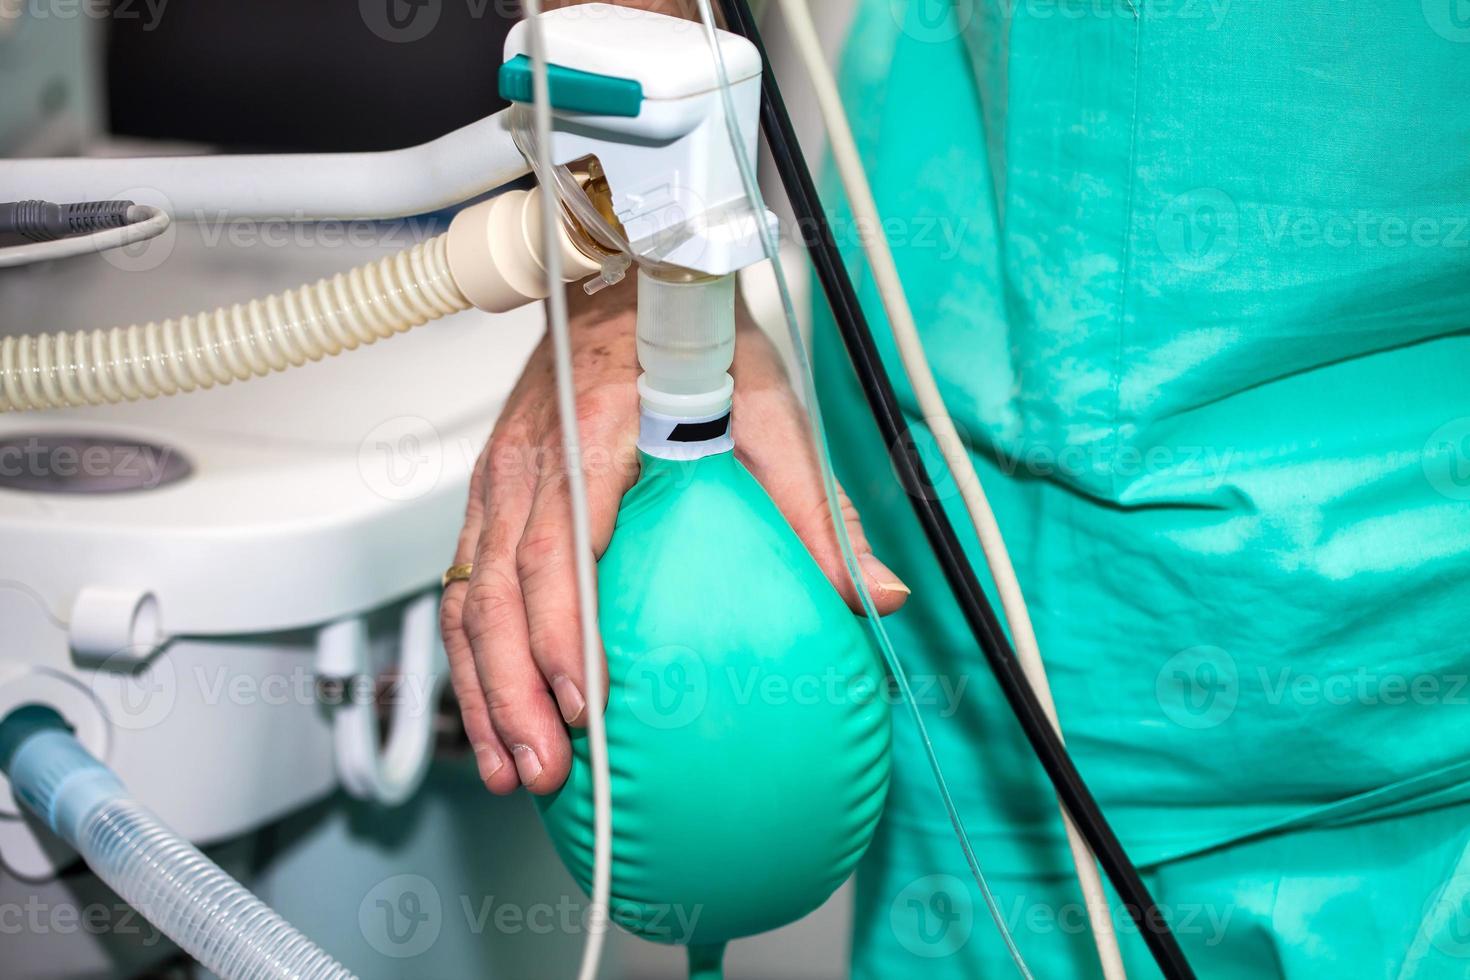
left=0, top=185, right=602, bottom=412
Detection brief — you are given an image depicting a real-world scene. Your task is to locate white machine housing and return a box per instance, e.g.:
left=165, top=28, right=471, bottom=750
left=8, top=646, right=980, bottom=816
left=505, top=4, right=777, bottom=275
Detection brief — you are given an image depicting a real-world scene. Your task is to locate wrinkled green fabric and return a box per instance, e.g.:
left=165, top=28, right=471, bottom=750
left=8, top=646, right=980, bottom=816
left=813, top=0, right=1470, bottom=974
left=537, top=451, right=890, bottom=978
left=859, top=799, right=1470, bottom=978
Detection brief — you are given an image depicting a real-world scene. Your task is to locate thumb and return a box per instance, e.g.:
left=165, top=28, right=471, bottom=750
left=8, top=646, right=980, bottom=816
left=791, top=480, right=912, bottom=617
left=730, top=336, right=910, bottom=616
left=739, top=416, right=911, bottom=615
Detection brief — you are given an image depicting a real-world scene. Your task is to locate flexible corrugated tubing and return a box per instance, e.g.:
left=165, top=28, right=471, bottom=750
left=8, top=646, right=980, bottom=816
left=0, top=234, right=469, bottom=411
left=2, top=717, right=355, bottom=980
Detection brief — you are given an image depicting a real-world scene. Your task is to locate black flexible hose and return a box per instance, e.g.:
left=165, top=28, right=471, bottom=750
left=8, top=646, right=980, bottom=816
left=715, top=2, right=1197, bottom=976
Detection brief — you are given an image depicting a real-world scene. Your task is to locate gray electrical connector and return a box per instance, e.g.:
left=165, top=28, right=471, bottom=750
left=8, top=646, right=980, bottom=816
left=0, top=199, right=135, bottom=243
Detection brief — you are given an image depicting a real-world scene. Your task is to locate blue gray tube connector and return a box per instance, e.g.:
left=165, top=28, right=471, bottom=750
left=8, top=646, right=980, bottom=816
left=0, top=705, right=357, bottom=980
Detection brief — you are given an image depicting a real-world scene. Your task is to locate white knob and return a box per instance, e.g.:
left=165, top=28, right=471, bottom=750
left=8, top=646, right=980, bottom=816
left=69, top=587, right=164, bottom=664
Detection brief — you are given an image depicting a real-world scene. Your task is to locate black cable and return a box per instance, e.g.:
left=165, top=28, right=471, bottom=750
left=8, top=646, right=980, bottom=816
left=715, top=2, right=1197, bottom=976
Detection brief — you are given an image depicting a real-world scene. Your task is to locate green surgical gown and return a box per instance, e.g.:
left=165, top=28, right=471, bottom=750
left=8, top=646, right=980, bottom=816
left=811, top=0, right=1470, bottom=975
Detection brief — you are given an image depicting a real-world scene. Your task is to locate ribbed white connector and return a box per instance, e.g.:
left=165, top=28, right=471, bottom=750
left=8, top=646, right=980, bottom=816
left=446, top=185, right=602, bottom=314
left=0, top=235, right=470, bottom=412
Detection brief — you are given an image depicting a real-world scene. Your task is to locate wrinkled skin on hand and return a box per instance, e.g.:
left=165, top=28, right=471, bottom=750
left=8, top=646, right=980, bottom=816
left=440, top=278, right=909, bottom=794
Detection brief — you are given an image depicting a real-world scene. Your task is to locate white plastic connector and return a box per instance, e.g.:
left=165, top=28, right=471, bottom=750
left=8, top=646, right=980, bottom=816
left=635, top=270, right=735, bottom=418
left=69, top=588, right=164, bottom=665
left=446, top=186, right=602, bottom=314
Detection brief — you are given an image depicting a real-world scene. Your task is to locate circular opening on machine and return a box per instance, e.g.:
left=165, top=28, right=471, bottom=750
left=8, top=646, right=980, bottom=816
left=0, top=433, right=192, bottom=494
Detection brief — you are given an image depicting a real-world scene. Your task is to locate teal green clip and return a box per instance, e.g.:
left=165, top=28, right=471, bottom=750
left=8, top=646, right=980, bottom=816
left=499, top=54, right=643, bottom=117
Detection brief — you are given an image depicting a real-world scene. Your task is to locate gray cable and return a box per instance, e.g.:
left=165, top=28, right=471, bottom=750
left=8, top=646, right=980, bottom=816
left=0, top=205, right=171, bottom=269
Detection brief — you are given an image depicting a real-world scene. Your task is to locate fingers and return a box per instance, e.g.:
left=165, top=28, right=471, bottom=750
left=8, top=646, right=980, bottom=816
left=450, top=349, right=641, bottom=796
left=517, top=415, right=636, bottom=736
left=441, top=451, right=516, bottom=793
left=732, top=330, right=910, bottom=617
left=461, top=434, right=572, bottom=796
left=518, top=475, right=599, bottom=731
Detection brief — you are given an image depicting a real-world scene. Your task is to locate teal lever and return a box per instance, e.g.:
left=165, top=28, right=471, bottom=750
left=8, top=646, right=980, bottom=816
left=498, top=54, right=643, bottom=117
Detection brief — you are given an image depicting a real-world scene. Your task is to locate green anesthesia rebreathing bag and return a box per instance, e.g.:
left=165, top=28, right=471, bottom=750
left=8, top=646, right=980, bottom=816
left=535, top=415, right=893, bottom=979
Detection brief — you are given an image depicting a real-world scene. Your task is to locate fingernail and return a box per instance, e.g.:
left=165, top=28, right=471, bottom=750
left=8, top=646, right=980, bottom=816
left=860, top=553, right=911, bottom=597
left=512, top=744, right=543, bottom=787
left=552, top=675, right=587, bottom=725
left=475, top=745, right=504, bottom=785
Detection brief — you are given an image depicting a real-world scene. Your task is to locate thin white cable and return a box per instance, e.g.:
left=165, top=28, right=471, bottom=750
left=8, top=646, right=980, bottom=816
left=520, top=5, right=613, bottom=980
left=772, top=1, right=1127, bottom=976
left=0, top=205, right=171, bottom=269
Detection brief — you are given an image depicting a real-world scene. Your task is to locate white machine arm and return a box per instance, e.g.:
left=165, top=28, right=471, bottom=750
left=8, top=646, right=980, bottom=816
left=0, top=109, right=529, bottom=221
left=0, top=3, right=777, bottom=415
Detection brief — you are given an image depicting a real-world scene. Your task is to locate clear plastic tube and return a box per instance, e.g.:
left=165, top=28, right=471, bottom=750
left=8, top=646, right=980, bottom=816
left=688, top=2, right=1034, bottom=975
left=78, top=798, right=355, bottom=980
left=3, top=723, right=356, bottom=980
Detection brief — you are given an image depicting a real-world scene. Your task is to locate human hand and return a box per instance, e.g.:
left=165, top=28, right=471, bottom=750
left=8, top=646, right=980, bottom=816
left=440, top=277, right=910, bottom=795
